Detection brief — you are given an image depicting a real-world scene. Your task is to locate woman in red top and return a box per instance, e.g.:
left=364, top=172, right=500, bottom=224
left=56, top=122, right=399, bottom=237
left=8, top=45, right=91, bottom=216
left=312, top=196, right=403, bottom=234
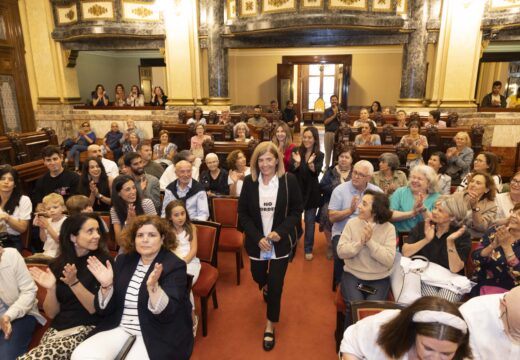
left=272, top=122, right=295, bottom=171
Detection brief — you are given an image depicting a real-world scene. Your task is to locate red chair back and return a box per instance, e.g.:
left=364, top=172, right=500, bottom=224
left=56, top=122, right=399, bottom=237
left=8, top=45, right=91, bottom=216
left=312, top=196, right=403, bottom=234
left=193, top=220, right=221, bottom=267
left=211, top=196, right=239, bottom=228
left=350, top=300, right=405, bottom=324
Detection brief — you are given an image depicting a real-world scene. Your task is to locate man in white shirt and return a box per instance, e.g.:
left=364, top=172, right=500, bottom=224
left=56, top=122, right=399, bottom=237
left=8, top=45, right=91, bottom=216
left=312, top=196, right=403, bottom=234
left=87, top=144, right=119, bottom=178
left=459, top=286, right=520, bottom=359
left=161, top=160, right=208, bottom=221
left=159, top=150, right=201, bottom=190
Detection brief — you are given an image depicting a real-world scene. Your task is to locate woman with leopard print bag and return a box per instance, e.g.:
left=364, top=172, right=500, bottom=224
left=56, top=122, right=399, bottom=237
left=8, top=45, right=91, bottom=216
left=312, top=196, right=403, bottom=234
left=21, top=214, right=112, bottom=360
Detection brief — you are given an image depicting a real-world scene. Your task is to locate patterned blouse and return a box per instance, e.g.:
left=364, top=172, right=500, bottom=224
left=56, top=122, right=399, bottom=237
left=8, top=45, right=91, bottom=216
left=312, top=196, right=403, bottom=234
left=472, top=225, right=520, bottom=290
left=153, top=143, right=177, bottom=160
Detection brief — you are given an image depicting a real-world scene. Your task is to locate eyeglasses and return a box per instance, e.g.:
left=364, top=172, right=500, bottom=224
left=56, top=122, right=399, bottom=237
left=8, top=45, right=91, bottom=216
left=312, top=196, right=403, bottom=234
left=82, top=124, right=90, bottom=128
left=352, top=170, right=369, bottom=178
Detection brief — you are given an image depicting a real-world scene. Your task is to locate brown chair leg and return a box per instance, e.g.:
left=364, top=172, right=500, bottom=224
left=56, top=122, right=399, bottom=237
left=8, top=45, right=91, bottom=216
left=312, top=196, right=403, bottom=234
left=211, top=288, right=218, bottom=309
left=335, top=311, right=345, bottom=353
left=201, top=296, right=208, bottom=337
left=235, top=252, right=241, bottom=285
left=240, top=251, right=244, bottom=269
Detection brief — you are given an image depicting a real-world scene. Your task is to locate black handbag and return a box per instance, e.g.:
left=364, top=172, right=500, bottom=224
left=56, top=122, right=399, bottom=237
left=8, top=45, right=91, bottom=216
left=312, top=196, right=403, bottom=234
left=284, top=174, right=303, bottom=262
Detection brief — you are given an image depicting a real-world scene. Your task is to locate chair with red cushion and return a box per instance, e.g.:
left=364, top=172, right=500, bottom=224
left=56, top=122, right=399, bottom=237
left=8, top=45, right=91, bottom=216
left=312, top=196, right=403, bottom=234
left=191, top=220, right=221, bottom=336
left=211, top=196, right=244, bottom=285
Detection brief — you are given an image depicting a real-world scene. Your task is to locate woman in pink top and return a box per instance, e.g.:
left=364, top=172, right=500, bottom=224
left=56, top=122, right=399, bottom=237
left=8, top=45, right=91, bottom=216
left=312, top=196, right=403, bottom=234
left=190, top=123, right=211, bottom=159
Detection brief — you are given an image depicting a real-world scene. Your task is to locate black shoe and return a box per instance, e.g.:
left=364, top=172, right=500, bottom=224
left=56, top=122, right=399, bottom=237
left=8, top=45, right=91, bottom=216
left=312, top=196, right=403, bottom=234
left=263, top=330, right=275, bottom=351
left=262, top=287, right=268, bottom=303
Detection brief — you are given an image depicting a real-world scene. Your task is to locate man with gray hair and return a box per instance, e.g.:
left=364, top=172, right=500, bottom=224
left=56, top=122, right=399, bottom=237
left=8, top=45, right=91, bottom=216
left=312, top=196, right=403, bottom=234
left=159, top=150, right=201, bottom=190
left=328, top=160, right=383, bottom=287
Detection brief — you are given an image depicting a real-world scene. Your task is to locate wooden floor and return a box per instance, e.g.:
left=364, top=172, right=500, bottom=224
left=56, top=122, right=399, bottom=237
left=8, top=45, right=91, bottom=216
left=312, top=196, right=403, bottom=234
left=191, top=225, right=338, bottom=359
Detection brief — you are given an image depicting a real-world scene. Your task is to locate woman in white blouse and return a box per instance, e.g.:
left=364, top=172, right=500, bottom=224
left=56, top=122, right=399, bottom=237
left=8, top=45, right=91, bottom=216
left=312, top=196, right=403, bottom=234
left=0, top=165, right=32, bottom=252
left=72, top=215, right=193, bottom=359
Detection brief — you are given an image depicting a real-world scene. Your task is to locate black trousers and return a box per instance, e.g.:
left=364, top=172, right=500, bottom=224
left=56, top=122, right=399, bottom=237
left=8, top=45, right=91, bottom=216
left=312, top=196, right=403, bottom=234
left=250, top=257, right=289, bottom=322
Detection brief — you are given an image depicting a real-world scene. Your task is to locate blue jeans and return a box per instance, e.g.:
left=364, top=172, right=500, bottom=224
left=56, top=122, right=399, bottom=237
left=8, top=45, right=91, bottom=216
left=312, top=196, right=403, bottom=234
left=68, top=144, right=88, bottom=169
left=0, top=315, right=37, bottom=360
left=304, top=208, right=317, bottom=254
left=340, top=271, right=390, bottom=330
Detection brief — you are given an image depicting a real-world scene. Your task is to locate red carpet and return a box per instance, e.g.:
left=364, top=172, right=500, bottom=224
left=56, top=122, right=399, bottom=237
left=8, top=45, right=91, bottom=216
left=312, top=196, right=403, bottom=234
left=191, top=226, right=338, bottom=359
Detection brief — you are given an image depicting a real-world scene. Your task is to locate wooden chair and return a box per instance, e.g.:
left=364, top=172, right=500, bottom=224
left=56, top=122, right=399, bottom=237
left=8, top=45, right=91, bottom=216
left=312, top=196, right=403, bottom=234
left=27, top=264, right=51, bottom=350
left=97, top=212, right=118, bottom=257
left=191, top=220, right=221, bottom=336
left=210, top=196, right=244, bottom=285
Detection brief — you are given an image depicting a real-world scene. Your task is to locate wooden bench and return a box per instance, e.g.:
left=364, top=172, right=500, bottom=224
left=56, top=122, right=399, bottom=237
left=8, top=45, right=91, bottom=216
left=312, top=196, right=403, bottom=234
left=202, top=140, right=260, bottom=168
left=0, top=135, right=17, bottom=165
left=13, top=159, right=48, bottom=194
left=8, top=128, right=59, bottom=163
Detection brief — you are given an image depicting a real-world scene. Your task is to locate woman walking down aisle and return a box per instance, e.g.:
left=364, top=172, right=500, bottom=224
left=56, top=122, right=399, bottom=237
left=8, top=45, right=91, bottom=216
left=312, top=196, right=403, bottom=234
left=289, top=126, right=323, bottom=260
left=238, top=142, right=303, bottom=352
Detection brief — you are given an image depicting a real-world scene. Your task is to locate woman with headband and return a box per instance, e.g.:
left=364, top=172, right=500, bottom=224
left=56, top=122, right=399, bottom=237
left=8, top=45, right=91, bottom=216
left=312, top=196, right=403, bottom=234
left=340, top=296, right=472, bottom=360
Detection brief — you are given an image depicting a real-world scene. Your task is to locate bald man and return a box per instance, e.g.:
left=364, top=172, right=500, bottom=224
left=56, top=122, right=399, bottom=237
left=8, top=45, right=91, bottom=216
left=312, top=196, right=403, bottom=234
left=161, top=160, right=209, bottom=220
left=460, top=286, right=520, bottom=358
left=87, top=144, right=119, bottom=178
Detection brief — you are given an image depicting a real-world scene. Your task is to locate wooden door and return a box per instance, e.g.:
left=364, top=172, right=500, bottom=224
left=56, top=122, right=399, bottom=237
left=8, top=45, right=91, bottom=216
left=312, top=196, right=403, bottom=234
left=277, top=64, right=293, bottom=111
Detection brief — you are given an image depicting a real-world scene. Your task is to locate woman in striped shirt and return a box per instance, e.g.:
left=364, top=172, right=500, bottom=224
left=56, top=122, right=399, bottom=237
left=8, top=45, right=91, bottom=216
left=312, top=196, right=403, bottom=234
left=72, top=215, right=193, bottom=360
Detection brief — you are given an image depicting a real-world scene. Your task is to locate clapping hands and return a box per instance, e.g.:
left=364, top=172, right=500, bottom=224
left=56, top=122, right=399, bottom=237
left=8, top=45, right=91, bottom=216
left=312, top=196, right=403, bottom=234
left=87, top=256, right=113, bottom=288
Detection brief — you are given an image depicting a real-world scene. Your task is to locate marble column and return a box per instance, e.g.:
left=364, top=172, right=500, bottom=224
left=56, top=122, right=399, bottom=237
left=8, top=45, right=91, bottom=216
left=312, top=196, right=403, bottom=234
left=206, top=0, right=231, bottom=106
left=398, top=0, right=428, bottom=107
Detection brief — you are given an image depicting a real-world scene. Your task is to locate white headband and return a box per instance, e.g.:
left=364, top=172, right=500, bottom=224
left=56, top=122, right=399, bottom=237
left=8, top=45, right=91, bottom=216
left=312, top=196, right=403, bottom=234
left=412, top=310, right=468, bottom=334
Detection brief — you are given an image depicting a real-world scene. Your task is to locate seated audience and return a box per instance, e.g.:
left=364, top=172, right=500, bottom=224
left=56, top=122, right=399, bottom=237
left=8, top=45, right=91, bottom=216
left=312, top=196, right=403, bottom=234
left=24, top=214, right=112, bottom=360
left=318, top=144, right=354, bottom=259
left=382, top=107, right=391, bottom=115
left=120, top=120, right=145, bottom=148
left=233, top=122, right=250, bottom=142
left=0, top=246, right=46, bottom=359
left=247, top=105, right=268, bottom=128
left=457, top=151, right=502, bottom=192
left=353, top=108, right=377, bottom=128
left=289, top=126, right=324, bottom=260
left=481, top=80, right=506, bottom=108
left=199, top=153, right=229, bottom=196
left=166, top=200, right=200, bottom=335
left=153, top=130, right=177, bottom=166
left=77, top=157, right=113, bottom=212
left=427, top=151, right=451, bottom=195
left=66, top=122, right=96, bottom=172
left=126, top=85, right=145, bottom=107
left=160, top=150, right=201, bottom=190
left=113, top=84, right=125, bottom=107
left=139, top=141, right=165, bottom=180
left=445, top=131, right=474, bottom=184
left=506, top=87, right=520, bottom=108
left=328, top=160, right=383, bottom=287
left=404, top=197, right=471, bottom=301
left=399, top=120, right=428, bottom=169
left=161, top=160, right=209, bottom=221
left=425, top=109, right=446, bottom=128
left=227, top=150, right=251, bottom=197
left=125, top=153, right=161, bottom=213
left=87, top=144, right=119, bottom=179
left=186, top=107, right=206, bottom=125
left=122, top=132, right=140, bottom=155
left=71, top=215, right=193, bottom=360
left=446, top=172, right=497, bottom=238
left=354, top=121, right=381, bottom=145
left=218, top=110, right=231, bottom=125
left=495, top=170, right=520, bottom=222
left=391, top=165, right=440, bottom=233
left=268, top=99, right=279, bottom=113
left=460, top=286, right=520, bottom=358
left=272, top=121, right=296, bottom=171
left=369, top=100, right=382, bottom=114
left=396, top=109, right=407, bottom=127
left=340, top=296, right=471, bottom=360
left=150, top=86, right=167, bottom=106
left=65, top=195, right=93, bottom=216
left=110, top=175, right=157, bottom=244
left=31, top=145, right=80, bottom=208
left=0, top=165, right=32, bottom=252
left=188, top=107, right=207, bottom=125
left=370, top=153, right=407, bottom=195
left=103, top=122, right=124, bottom=163
left=30, top=193, right=67, bottom=260
left=337, top=190, right=396, bottom=329
left=471, top=203, right=520, bottom=295
left=91, top=84, right=108, bottom=107
left=190, top=123, right=211, bottom=160
left=282, top=100, right=298, bottom=131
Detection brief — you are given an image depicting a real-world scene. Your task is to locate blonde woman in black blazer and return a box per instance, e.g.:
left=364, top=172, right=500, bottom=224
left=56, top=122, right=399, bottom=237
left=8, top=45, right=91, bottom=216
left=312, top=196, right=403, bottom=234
left=238, top=141, right=303, bottom=352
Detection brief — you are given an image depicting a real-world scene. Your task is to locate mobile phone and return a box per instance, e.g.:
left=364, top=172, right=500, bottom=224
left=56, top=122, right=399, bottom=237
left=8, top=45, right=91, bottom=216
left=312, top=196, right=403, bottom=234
left=357, top=283, right=378, bottom=295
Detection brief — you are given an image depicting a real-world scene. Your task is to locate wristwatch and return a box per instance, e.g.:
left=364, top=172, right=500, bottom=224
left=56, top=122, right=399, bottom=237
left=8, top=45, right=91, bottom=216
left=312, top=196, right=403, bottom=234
left=472, top=207, right=480, bottom=212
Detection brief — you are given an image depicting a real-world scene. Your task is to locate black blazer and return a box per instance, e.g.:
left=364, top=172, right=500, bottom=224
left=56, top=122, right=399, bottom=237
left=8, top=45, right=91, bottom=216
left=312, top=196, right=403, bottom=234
left=238, top=173, right=303, bottom=258
left=92, top=248, right=193, bottom=360
left=481, top=93, right=506, bottom=108
left=289, top=149, right=324, bottom=209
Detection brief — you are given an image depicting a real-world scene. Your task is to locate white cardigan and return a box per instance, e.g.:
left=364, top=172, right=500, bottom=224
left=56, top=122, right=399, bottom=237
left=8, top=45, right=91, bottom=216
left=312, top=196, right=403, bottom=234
left=0, top=248, right=46, bottom=325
